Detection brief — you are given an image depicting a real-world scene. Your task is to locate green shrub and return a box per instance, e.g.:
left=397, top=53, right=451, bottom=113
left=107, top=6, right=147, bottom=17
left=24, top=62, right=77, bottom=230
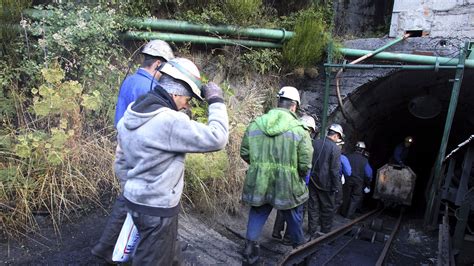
left=282, top=8, right=329, bottom=68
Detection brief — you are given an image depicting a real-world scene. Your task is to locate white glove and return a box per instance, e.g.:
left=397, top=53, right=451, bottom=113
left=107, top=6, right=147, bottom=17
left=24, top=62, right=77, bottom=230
left=341, top=175, right=345, bottom=185
left=364, top=187, right=371, bottom=194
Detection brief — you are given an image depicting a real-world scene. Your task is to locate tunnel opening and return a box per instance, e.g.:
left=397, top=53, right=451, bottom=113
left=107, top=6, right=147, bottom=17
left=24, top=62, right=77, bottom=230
left=331, top=69, right=474, bottom=215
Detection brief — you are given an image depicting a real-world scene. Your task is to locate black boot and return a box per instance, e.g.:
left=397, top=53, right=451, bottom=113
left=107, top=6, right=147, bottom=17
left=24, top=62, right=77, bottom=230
left=242, top=240, right=260, bottom=265
left=91, top=242, right=115, bottom=264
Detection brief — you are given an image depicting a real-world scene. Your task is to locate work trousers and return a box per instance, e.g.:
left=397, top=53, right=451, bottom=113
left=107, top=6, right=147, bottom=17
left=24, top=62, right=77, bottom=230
left=272, top=202, right=306, bottom=239
left=98, top=194, right=127, bottom=247
left=341, top=177, right=364, bottom=218
left=307, top=183, right=335, bottom=234
left=334, top=189, right=343, bottom=214
left=246, top=204, right=305, bottom=247
left=130, top=211, right=179, bottom=266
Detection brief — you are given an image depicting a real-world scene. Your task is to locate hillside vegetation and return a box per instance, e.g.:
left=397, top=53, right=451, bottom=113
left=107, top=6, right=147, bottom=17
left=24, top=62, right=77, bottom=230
left=0, top=0, right=333, bottom=238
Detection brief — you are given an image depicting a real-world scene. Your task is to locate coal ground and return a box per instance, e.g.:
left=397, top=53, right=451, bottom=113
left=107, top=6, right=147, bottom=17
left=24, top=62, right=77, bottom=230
left=0, top=201, right=442, bottom=265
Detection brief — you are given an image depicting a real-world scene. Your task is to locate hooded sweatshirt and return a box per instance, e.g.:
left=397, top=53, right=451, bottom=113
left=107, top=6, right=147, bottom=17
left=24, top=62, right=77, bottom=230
left=115, top=86, right=229, bottom=217
left=240, top=108, right=313, bottom=210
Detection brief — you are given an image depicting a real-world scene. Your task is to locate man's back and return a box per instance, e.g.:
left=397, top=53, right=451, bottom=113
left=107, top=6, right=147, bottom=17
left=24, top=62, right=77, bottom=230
left=240, top=108, right=313, bottom=210
left=311, top=137, right=341, bottom=191
left=114, top=68, right=158, bottom=126
left=347, top=152, right=368, bottom=180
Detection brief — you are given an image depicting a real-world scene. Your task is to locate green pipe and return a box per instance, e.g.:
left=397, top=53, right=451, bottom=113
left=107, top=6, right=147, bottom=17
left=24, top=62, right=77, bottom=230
left=424, top=42, right=468, bottom=226
left=321, top=40, right=333, bottom=139
left=340, top=48, right=474, bottom=68
left=126, top=18, right=294, bottom=42
left=24, top=9, right=294, bottom=42
left=121, top=31, right=282, bottom=48
left=324, top=63, right=457, bottom=70
left=348, top=34, right=410, bottom=65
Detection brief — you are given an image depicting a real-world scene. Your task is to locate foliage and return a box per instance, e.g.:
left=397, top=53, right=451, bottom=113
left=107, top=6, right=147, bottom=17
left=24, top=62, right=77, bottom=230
left=282, top=7, right=329, bottom=68
left=278, top=2, right=333, bottom=30
left=184, top=150, right=229, bottom=209
left=0, top=3, right=127, bottom=237
left=0, top=64, right=116, bottom=237
left=176, top=0, right=264, bottom=26
left=0, top=0, right=32, bottom=56
left=241, top=48, right=282, bottom=75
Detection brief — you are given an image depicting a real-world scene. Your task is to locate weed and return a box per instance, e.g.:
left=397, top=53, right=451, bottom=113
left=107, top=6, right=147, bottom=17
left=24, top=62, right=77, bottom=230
left=241, top=48, right=282, bottom=75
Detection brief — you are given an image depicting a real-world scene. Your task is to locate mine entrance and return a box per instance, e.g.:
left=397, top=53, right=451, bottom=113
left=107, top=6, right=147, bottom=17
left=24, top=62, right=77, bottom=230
left=333, top=69, right=474, bottom=212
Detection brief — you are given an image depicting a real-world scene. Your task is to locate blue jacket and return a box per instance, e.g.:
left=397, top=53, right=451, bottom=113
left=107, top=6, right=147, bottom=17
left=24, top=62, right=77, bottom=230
left=114, top=68, right=159, bottom=127
left=340, top=154, right=352, bottom=177
left=347, top=152, right=373, bottom=182
left=393, top=143, right=409, bottom=165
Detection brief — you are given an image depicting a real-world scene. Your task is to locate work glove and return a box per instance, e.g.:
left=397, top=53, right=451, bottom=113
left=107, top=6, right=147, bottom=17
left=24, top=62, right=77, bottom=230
left=363, top=187, right=371, bottom=194
left=341, top=175, right=345, bottom=185
left=202, top=82, right=224, bottom=104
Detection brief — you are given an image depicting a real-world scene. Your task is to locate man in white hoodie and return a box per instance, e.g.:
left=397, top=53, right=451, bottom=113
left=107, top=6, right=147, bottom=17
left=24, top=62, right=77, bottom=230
left=115, top=57, right=229, bottom=265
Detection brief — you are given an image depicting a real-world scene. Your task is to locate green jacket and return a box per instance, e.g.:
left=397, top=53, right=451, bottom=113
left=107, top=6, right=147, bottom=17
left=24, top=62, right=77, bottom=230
left=240, top=108, right=313, bottom=210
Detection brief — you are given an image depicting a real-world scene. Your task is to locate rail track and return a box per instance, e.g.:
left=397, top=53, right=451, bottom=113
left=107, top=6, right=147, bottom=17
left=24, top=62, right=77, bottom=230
left=278, top=206, right=404, bottom=266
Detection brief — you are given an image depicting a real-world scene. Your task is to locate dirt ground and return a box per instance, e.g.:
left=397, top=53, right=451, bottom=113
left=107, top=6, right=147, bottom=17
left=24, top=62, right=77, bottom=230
left=0, top=202, right=444, bottom=265
left=0, top=202, right=290, bottom=265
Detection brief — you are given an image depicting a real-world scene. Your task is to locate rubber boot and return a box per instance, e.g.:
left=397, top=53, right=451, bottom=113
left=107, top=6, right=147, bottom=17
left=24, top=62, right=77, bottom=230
left=242, top=240, right=260, bottom=265
left=346, top=202, right=358, bottom=219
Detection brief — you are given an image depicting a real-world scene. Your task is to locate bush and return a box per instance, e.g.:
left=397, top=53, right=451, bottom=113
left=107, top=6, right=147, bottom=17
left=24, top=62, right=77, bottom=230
left=282, top=8, right=329, bottom=68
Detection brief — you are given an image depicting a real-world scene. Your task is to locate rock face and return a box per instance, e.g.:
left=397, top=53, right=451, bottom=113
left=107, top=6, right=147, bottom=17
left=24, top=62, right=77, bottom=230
left=333, top=0, right=394, bottom=36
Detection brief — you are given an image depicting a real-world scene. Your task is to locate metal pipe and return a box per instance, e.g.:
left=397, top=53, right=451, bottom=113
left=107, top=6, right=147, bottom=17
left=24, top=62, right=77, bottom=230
left=334, top=34, right=411, bottom=129
left=23, top=9, right=294, bottom=42
left=321, top=41, right=333, bottom=139
left=349, top=33, right=411, bottom=65
left=126, top=18, right=294, bottom=42
left=340, top=47, right=474, bottom=68
left=424, top=42, right=468, bottom=226
left=324, top=63, right=457, bottom=70
left=121, top=31, right=282, bottom=48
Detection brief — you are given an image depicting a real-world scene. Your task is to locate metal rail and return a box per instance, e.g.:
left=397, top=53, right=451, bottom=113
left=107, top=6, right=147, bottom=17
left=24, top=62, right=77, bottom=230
left=278, top=206, right=383, bottom=266
left=375, top=207, right=404, bottom=266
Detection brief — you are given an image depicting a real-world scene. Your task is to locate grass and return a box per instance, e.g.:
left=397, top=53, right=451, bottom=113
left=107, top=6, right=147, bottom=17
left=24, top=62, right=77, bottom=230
left=0, top=124, right=118, bottom=239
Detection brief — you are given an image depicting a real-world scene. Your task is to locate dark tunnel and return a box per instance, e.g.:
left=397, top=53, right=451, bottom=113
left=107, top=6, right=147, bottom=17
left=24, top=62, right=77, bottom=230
left=331, top=69, right=474, bottom=213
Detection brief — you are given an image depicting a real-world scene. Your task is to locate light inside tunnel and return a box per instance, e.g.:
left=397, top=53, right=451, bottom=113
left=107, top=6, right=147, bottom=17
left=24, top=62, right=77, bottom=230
left=330, top=69, right=474, bottom=210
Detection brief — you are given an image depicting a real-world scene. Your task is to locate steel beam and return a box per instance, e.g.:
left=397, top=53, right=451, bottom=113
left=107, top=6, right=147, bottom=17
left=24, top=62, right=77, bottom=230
left=424, top=42, right=469, bottom=226
left=321, top=41, right=333, bottom=139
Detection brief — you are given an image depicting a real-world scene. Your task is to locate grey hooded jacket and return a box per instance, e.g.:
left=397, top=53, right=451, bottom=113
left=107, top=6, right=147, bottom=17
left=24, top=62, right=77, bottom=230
left=115, top=101, right=229, bottom=217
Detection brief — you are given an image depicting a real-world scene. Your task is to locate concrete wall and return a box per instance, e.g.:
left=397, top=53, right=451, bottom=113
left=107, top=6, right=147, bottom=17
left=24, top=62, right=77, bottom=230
left=389, top=0, right=474, bottom=38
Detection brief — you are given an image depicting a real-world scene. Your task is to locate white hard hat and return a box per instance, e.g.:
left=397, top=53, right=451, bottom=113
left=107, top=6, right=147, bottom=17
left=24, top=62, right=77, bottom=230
left=277, top=86, right=300, bottom=105
left=159, top=58, right=203, bottom=100
left=356, top=141, right=366, bottom=149
left=300, top=115, right=316, bottom=132
left=142, top=40, right=174, bottom=62
left=328, top=123, right=344, bottom=139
